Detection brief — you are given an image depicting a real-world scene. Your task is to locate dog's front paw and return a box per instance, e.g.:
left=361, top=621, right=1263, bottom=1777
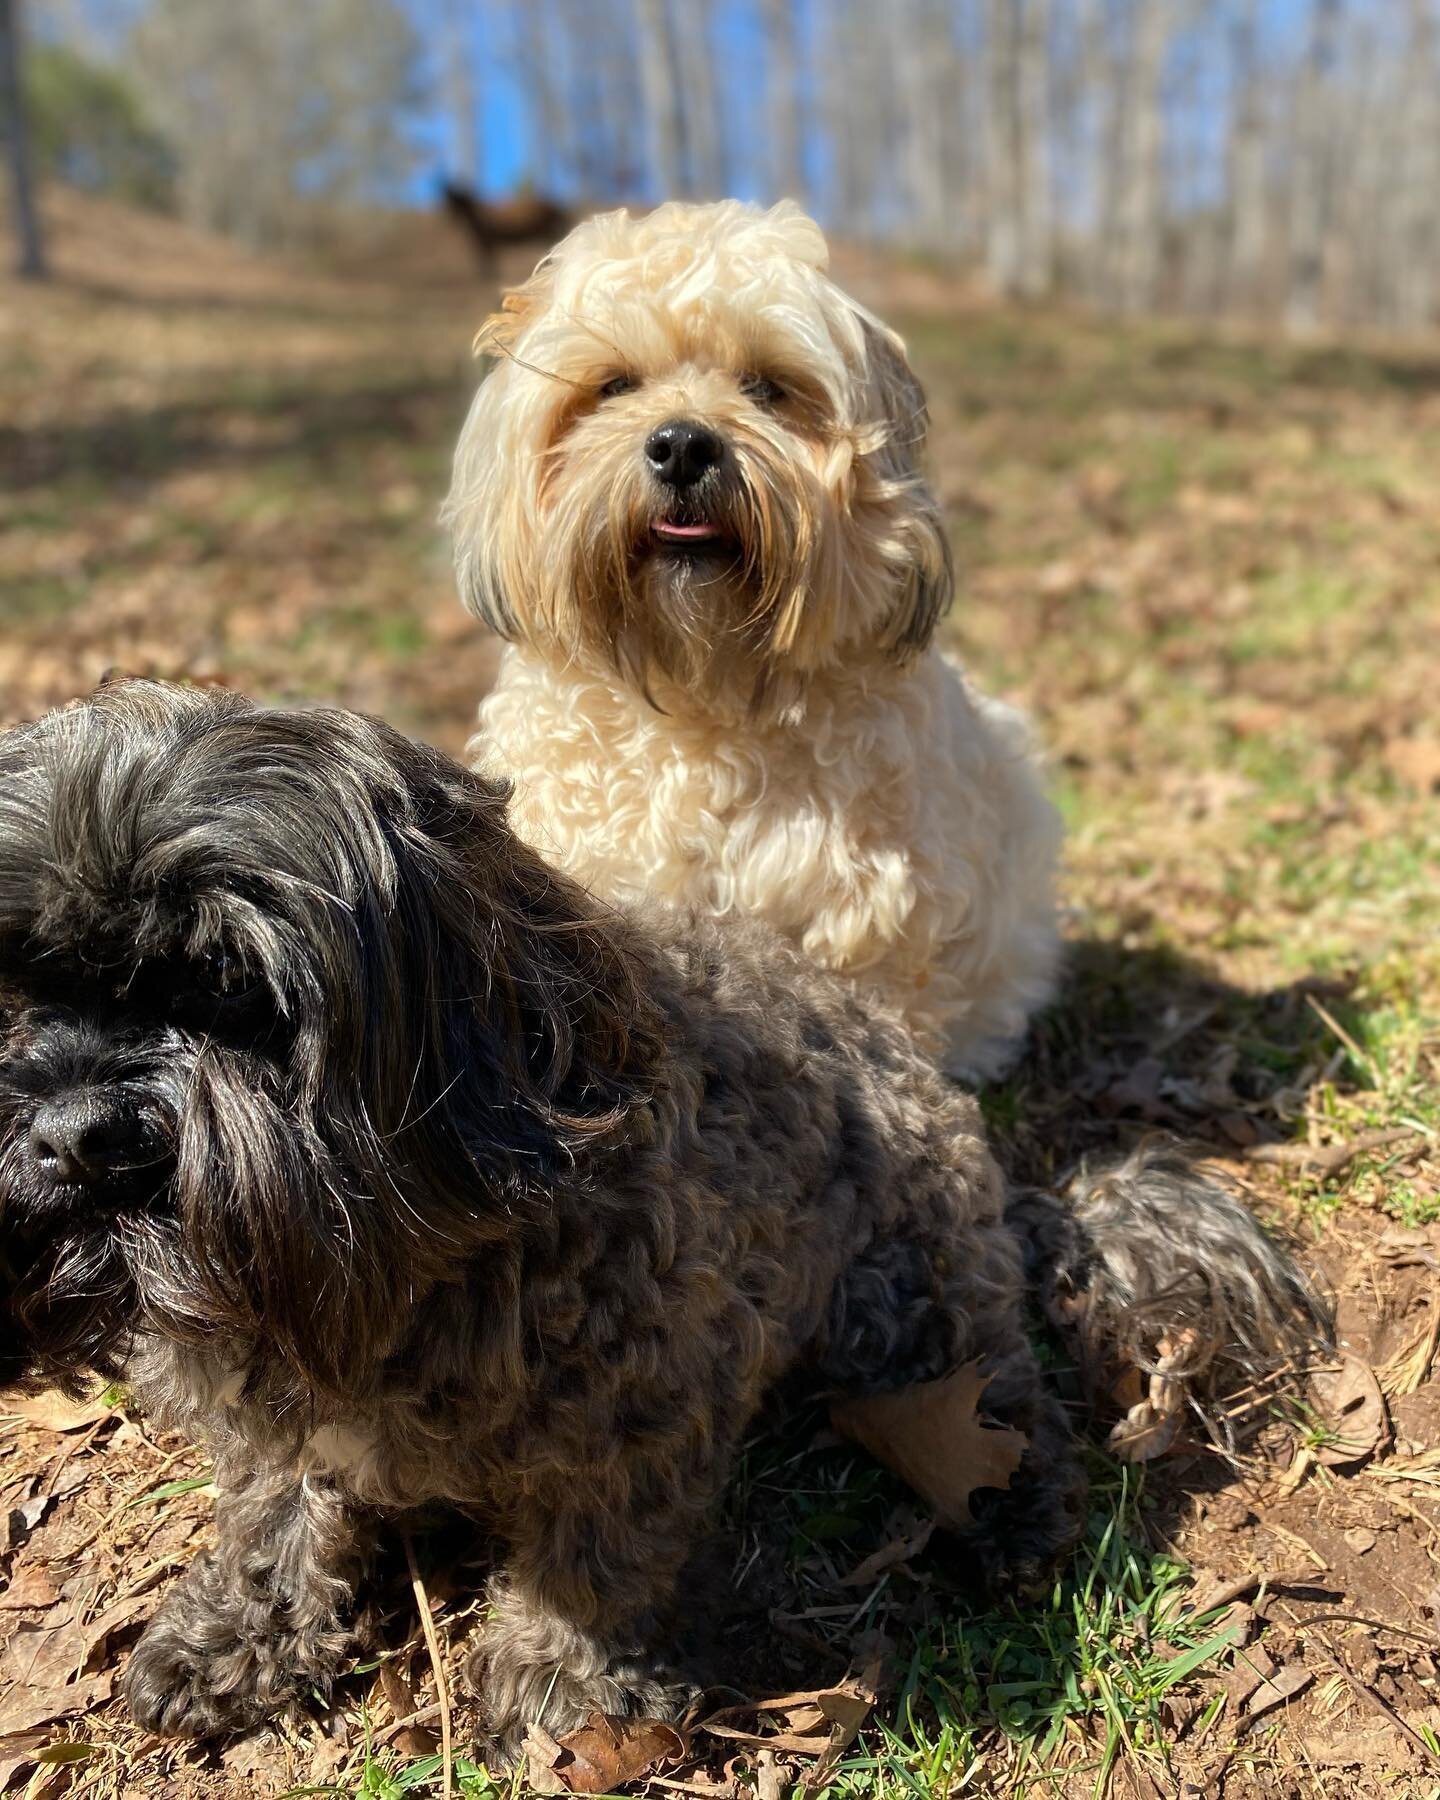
left=469, top=1610, right=698, bottom=1765
left=123, top=1568, right=352, bottom=1740
left=124, top=1616, right=278, bottom=1739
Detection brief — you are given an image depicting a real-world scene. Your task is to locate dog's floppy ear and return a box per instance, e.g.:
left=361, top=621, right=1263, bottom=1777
left=173, top=725, right=664, bottom=1394
left=448, top=260, right=563, bottom=640
left=854, top=316, right=954, bottom=657
left=472, top=253, right=557, bottom=356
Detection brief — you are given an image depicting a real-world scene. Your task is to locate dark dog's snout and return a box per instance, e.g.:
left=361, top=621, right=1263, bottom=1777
left=28, top=1091, right=145, bottom=1187
left=645, top=418, right=723, bottom=490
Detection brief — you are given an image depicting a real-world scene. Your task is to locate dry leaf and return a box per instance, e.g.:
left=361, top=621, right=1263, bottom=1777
left=838, top=1516, right=935, bottom=1587
left=1311, top=1356, right=1389, bottom=1466
left=0, top=1391, right=113, bottom=1434
left=1106, top=1330, right=1200, bottom=1464
left=0, top=1675, right=113, bottom=1736
left=755, top=1748, right=784, bottom=1800
left=374, top=1655, right=417, bottom=1722
left=524, top=1711, right=689, bottom=1794
left=2, top=1610, right=87, bottom=1689
left=701, top=1667, right=880, bottom=1761
left=0, top=1567, right=60, bottom=1610
left=1302, top=1726, right=1410, bottom=1769
left=1383, top=735, right=1440, bottom=793
left=1244, top=1663, right=1313, bottom=1719
left=830, top=1363, right=1026, bottom=1527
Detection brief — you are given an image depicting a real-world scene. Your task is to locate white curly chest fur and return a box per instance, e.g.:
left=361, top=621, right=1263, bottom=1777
left=475, top=643, right=1061, bottom=1078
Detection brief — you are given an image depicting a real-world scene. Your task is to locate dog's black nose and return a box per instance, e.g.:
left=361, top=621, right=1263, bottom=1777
left=644, top=419, right=723, bottom=489
left=28, top=1094, right=142, bottom=1186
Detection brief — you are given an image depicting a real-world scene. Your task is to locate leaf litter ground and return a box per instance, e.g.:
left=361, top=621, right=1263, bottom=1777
left=1, top=189, right=1438, bottom=1799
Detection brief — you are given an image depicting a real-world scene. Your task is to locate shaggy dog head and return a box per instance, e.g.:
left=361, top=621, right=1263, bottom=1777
left=443, top=200, right=952, bottom=711
left=0, top=681, right=658, bottom=1398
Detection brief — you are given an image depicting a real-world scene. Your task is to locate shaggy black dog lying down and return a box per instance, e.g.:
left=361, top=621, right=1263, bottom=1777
left=0, top=682, right=1322, bottom=1756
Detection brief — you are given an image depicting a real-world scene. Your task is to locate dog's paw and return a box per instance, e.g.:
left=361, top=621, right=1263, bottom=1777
left=124, top=1595, right=351, bottom=1740
left=123, top=1620, right=280, bottom=1739
left=472, top=1636, right=699, bottom=1766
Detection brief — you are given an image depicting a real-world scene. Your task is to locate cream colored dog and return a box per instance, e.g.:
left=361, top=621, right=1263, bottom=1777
left=444, top=199, right=1060, bottom=1076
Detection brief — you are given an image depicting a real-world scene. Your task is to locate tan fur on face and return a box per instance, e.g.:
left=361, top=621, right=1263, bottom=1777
left=444, top=199, right=950, bottom=711
left=448, top=201, right=1061, bottom=1077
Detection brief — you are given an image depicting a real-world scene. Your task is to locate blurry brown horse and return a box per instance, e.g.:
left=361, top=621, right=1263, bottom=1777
left=441, top=181, right=571, bottom=272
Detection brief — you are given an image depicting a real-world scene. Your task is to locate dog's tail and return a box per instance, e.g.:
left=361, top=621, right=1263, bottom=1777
left=1006, top=1142, right=1331, bottom=1457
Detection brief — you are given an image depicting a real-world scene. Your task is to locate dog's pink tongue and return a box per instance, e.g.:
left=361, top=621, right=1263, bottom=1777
left=653, top=520, right=720, bottom=540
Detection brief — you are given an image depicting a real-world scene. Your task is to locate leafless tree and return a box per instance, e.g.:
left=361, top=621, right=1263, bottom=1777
left=1, top=0, right=45, bottom=277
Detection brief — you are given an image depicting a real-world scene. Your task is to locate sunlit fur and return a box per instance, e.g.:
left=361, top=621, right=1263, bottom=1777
left=0, top=683, right=1326, bottom=1757
left=444, top=199, right=1061, bottom=1077
left=0, top=680, right=1084, bottom=1757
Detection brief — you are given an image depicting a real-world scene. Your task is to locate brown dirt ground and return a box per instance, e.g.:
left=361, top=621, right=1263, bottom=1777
left=1, top=188, right=1439, bottom=1799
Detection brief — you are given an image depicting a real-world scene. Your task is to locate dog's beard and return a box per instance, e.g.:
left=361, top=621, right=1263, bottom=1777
left=535, top=425, right=837, bottom=713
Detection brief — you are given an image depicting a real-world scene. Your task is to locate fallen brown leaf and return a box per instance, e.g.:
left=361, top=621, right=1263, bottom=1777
left=0, top=1674, right=113, bottom=1736
left=701, top=1665, right=880, bottom=1763
left=1244, top=1663, right=1313, bottom=1719
left=830, top=1362, right=1026, bottom=1527
left=1311, top=1355, right=1389, bottom=1466
left=1382, top=735, right=1440, bottom=794
left=754, top=1748, right=784, bottom=1800
left=2, top=1610, right=87, bottom=1689
left=0, top=1390, right=114, bottom=1434
left=524, top=1712, right=690, bottom=1795
left=1302, top=1725, right=1410, bottom=1769
left=838, top=1516, right=935, bottom=1587
left=0, top=1567, right=60, bottom=1610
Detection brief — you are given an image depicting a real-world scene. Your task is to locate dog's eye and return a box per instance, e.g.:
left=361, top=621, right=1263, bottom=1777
left=598, top=374, right=638, bottom=401
left=193, top=948, right=253, bottom=1001
left=740, top=374, right=785, bottom=407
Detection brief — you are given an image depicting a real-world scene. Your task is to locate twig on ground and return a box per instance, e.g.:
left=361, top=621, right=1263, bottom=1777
left=1245, top=1126, right=1418, bottom=1177
left=1303, top=1625, right=1440, bottom=1770
left=1296, top=1612, right=1440, bottom=1654
left=404, top=1533, right=454, bottom=1800
left=1182, top=1566, right=1317, bottom=1617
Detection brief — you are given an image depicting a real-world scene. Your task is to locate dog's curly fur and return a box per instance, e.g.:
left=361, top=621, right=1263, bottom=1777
left=444, top=198, right=1060, bottom=1079
left=0, top=680, right=1087, bottom=1757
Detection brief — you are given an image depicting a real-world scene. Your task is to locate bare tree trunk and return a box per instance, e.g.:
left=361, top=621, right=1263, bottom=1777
left=762, top=0, right=804, bottom=201
left=0, top=0, right=45, bottom=279
left=673, top=0, right=723, bottom=196
left=1393, top=0, right=1440, bottom=332
left=1224, top=0, right=1266, bottom=316
left=1112, top=0, right=1170, bottom=314
left=517, top=0, right=566, bottom=194
left=984, top=0, right=1022, bottom=294
left=1077, top=0, right=1117, bottom=302
left=635, top=0, right=686, bottom=197
left=895, top=0, right=950, bottom=248
left=442, top=0, right=480, bottom=186
left=1016, top=0, right=1053, bottom=295
left=1284, top=0, right=1342, bottom=335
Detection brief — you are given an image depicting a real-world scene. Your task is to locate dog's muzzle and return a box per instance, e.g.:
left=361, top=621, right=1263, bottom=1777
left=28, top=1088, right=147, bottom=1188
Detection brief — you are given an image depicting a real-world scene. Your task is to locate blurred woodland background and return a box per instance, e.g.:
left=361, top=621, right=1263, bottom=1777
left=8, top=0, right=1440, bottom=333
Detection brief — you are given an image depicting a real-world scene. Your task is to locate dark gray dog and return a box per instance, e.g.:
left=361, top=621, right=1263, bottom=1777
left=0, top=681, right=1320, bottom=1755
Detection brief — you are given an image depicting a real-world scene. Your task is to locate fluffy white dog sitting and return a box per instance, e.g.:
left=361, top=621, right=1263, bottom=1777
left=445, top=199, right=1059, bottom=1076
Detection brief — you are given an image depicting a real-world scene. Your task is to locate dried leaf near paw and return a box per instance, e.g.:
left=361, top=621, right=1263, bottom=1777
left=0, top=1388, right=114, bottom=1434
left=700, top=1662, right=882, bottom=1767
left=829, top=1361, right=1026, bottom=1527
left=1105, top=1329, right=1201, bottom=1465
left=1310, top=1353, right=1389, bottom=1467
left=524, top=1712, right=690, bottom=1795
